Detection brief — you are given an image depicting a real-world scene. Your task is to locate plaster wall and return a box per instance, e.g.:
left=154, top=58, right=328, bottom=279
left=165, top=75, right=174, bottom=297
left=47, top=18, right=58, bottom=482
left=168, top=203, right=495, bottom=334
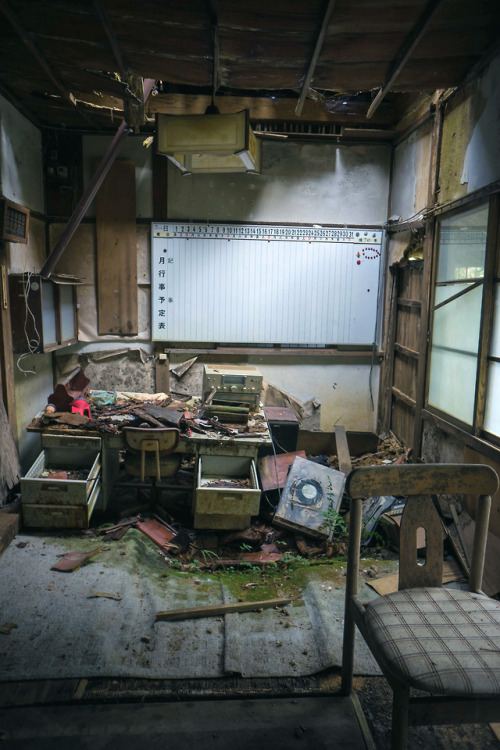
left=255, top=362, right=379, bottom=433
left=390, top=121, right=433, bottom=222
left=168, top=141, right=391, bottom=225
left=0, top=95, right=44, bottom=214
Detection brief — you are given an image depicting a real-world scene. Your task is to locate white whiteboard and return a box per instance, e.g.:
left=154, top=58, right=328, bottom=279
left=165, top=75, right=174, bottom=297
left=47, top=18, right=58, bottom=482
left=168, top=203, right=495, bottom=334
left=151, top=223, right=382, bottom=345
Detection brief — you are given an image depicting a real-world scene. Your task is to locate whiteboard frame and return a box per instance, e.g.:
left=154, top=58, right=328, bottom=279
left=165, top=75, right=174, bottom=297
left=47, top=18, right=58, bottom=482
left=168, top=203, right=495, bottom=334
left=151, top=223, right=383, bottom=346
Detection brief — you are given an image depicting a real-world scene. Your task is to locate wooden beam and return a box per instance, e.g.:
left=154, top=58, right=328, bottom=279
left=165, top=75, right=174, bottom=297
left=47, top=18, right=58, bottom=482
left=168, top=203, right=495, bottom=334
left=0, top=0, right=97, bottom=129
left=153, top=150, right=169, bottom=220
left=155, top=347, right=170, bottom=394
left=397, top=298, right=422, bottom=309
left=366, top=0, right=445, bottom=119
left=95, top=160, right=138, bottom=336
left=295, top=0, right=337, bottom=117
left=412, top=101, right=443, bottom=460
left=392, top=386, right=416, bottom=408
left=210, top=0, right=220, bottom=97
left=334, top=425, right=352, bottom=475
left=475, top=194, right=500, bottom=434
left=394, top=343, right=419, bottom=359
left=0, top=250, right=17, bottom=439
left=40, top=78, right=156, bottom=279
left=92, top=0, right=129, bottom=79
left=156, top=597, right=292, bottom=622
left=148, top=93, right=396, bottom=125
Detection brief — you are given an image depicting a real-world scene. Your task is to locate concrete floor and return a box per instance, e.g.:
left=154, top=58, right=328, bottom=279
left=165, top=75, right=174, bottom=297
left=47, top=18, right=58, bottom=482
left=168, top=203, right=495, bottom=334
left=0, top=695, right=370, bottom=749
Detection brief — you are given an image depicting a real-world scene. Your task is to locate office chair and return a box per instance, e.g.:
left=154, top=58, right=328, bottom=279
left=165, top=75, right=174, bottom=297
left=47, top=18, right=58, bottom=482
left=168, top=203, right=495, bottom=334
left=122, top=426, right=181, bottom=504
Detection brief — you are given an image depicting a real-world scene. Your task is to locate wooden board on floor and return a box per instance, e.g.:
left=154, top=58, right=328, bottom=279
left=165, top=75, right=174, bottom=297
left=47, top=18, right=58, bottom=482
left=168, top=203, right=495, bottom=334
left=95, top=159, right=138, bottom=335
left=367, top=559, right=464, bottom=596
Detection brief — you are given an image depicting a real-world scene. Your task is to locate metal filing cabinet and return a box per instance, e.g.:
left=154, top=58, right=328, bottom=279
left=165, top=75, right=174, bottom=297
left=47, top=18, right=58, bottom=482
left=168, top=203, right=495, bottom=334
left=21, top=435, right=101, bottom=529
left=193, top=455, right=261, bottom=530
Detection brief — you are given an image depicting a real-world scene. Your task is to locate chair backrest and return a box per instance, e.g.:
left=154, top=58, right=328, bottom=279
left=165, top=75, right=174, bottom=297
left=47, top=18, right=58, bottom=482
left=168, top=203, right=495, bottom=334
left=123, top=426, right=180, bottom=454
left=346, top=463, right=499, bottom=593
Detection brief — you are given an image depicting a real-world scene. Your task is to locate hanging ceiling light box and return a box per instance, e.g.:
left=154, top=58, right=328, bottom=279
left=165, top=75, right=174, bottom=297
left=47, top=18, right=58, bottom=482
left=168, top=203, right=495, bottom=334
left=156, top=110, right=261, bottom=174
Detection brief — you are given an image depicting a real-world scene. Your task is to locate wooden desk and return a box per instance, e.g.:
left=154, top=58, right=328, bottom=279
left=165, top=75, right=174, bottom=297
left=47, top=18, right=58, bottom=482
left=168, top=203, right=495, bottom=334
left=27, top=396, right=271, bottom=512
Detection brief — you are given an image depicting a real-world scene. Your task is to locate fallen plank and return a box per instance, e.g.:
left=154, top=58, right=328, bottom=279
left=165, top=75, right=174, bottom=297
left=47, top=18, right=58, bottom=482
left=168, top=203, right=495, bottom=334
left=156, top=597, right=292, bottom=622
left=334, top=425, right=352, bottom=475
left=367, top=559, right=464, bottom=596
left=143, top=405, right=184, bottom=427
left=170, top=356, right=198, bottom=379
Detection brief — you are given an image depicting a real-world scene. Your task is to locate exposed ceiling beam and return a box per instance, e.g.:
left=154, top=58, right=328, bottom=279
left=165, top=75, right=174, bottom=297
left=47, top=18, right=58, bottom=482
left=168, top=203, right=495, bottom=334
left=93, top=0, right=129, bottom=79
left=209, top=0, right=220, bottom=107
left=40, top=77, right=156, bottom=278
left=366, top=0, right=445, bottom=119
left=149, top=93, right=396, bottom=125
left=0, top=0, right=98, bottom=129
left=295, top=0, right=337, bottom=117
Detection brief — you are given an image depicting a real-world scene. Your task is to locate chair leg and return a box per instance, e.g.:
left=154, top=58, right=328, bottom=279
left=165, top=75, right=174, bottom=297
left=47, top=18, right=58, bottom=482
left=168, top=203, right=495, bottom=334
left=391, top=682, right=410, bottom=750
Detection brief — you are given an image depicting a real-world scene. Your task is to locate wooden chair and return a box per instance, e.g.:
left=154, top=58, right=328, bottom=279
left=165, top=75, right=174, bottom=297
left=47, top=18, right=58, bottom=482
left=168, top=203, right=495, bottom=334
left=122, top=426, right=181, bottom=501
left=341, top=463, right=500, bottom=750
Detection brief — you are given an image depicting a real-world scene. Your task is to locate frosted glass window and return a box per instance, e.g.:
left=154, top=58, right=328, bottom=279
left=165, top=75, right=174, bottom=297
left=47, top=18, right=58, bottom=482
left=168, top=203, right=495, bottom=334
left=436, top=204, right=488, bottom=282
left=484, top=362, right=500, bottom=436
left=41, top=281, right=57, bottom=347
left=490, top=284, right=500, bottom=358
left=431, top=284, right=482, bottom=355
left=485, top=285, right=500, bottom=437
left=428, top=348, right=477, bottom=424
left=60, top=285, right=76, bottom=342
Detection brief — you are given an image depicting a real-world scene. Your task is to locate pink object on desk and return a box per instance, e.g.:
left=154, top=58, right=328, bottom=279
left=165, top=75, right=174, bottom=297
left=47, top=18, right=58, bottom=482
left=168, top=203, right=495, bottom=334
left=70, top=398, right=91, bottom=418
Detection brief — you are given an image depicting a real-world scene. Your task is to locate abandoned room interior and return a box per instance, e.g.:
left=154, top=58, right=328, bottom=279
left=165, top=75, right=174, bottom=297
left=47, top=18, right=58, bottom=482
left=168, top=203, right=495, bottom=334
left=1, top=1, right=500, bottom=748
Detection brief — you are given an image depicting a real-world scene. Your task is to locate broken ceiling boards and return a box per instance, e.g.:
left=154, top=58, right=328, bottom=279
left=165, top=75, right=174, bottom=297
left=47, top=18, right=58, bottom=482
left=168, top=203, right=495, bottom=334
left=274, top=456, right=345, bottom=538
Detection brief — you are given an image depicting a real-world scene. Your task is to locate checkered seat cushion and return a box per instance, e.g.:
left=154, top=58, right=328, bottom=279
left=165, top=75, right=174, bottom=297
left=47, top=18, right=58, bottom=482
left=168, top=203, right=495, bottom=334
left=362, top=587, right=500, bottom=696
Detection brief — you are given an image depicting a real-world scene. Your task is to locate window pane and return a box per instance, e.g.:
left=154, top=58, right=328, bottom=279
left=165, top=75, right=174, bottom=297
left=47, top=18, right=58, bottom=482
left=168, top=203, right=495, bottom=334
left=60, top=285, right=76, bottom=341
left=428, top=348, right=477, bottom=424
left=484, top=362, right=500, bottom=436
left=432, top=283, right=483, bottom=355
left=490, top=283, right=500, bottom=358
left=436, top=204, right=488, bottom=282
left=41, top=281, right=57, bottom=347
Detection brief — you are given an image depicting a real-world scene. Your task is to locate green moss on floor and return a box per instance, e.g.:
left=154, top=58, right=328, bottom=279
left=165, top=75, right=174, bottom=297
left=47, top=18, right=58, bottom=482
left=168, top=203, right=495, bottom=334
left=25, top=528, right=397, bottom=605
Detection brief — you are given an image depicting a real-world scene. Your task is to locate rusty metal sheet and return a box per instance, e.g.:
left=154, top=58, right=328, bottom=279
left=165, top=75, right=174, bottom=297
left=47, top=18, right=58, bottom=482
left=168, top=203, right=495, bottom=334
left=135, top=518, right=176, bottom=551
left=258, top=451, right=307, bottom=492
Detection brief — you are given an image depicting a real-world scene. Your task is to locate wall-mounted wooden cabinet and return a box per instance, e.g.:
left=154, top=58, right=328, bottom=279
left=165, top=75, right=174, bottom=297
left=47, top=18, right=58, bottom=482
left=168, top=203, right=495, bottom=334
left=9, top=273, right=78, bottom=353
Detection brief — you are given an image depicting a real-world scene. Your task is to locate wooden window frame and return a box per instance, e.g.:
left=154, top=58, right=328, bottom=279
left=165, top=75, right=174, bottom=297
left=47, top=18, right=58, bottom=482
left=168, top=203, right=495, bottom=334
left=423, top=192, right=500, bottom=454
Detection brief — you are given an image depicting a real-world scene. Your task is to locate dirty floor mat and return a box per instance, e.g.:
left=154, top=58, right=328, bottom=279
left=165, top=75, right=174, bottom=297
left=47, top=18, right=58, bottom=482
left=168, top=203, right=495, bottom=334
left=0, top=531, right=380, bottom=681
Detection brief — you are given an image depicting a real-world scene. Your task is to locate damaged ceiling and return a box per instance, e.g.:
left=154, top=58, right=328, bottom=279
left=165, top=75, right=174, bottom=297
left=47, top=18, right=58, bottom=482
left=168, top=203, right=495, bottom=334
left=0, top=0, right=499, bottom=140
